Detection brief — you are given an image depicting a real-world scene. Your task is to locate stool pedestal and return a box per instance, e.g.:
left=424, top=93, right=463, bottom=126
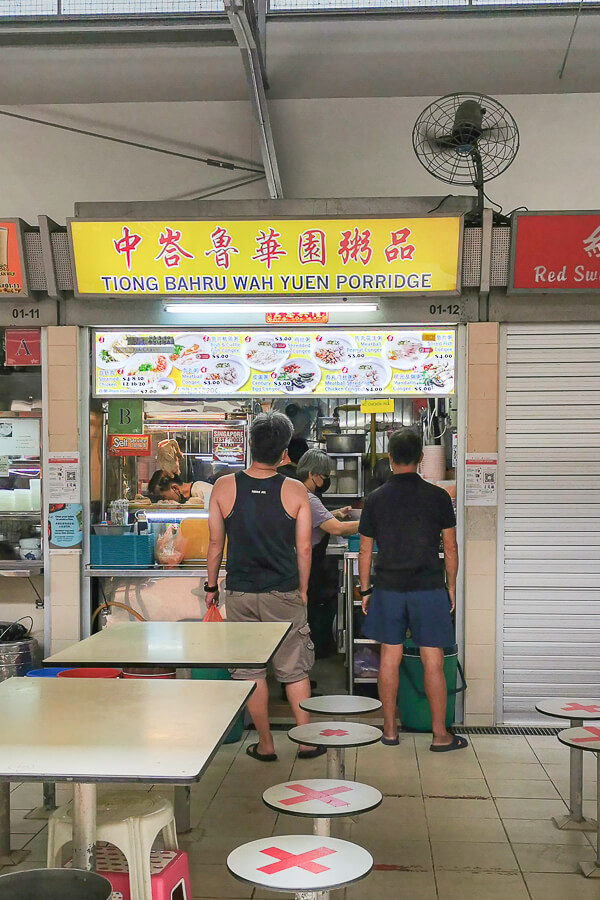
left=558, top=726, right=600, bottom=878
left=536, top=700, right=600, bottom=832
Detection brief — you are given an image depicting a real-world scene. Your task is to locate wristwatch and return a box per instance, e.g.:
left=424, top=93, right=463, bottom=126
left=204, top=581, right=219, bottom=593
left=359, top=586, right=373, bottom=597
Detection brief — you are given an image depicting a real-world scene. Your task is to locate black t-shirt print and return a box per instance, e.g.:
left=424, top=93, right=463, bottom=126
left=359, top=472, right=456, bottom=592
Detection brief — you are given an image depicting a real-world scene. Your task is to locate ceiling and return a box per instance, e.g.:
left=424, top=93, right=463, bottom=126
left=0, top=12, right=598, bottom=105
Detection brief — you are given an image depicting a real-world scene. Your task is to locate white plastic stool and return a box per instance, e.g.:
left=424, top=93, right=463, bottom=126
left=47, top=791, right=178, bottom=900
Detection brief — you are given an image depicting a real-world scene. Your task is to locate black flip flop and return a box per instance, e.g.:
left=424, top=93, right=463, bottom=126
left=381, top=735, right=400, bottom=746
left=430, top=734, right=469, bottom=753
left=246, top=743, right=278, bottom=762
left=297, top=745, right=328, bottom=760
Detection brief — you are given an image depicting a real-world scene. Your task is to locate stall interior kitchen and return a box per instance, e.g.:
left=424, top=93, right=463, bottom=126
left=87, top=327, right=459, bottom=700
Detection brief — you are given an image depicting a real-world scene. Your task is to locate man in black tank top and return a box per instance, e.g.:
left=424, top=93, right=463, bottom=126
left=206, top=412, right=322, bottom=762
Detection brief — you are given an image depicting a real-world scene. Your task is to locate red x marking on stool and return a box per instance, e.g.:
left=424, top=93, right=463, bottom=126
left=257, top=846, right=336, bottom=875
left=572, top=727, right=600, bottom=743
left=563, top=703, right=600, bottom=714
left=320, top=729, right=348, bottom=736
left=279, top=784, right=352, bottom=808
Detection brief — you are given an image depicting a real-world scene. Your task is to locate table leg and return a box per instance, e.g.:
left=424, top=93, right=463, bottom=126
left=580, top=752, right=600, bottom=878
left=554, top=718, right=597, bottom=832
left=24, top=781, right=57, bottom=821
left=174, top=785, right=191, bottom=834
left=72, top=783, right=96, bottom=872
left=0, top=782, right=28, bottom=866
left=326, top=748, right=345, bottom=780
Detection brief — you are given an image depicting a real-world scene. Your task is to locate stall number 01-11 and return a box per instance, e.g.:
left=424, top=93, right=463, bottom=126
left=12, top=308, right=40, bottom=319
left=429, top=304, right=460, bottom=316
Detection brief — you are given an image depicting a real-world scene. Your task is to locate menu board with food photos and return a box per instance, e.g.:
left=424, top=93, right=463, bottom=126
left=94, top=329, right=455, bottom=398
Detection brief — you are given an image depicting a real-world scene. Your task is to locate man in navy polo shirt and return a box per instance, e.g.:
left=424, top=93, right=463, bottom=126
left=359, top=429, right=467, bottom=752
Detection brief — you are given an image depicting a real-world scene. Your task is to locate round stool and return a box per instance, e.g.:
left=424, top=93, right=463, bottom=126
left=558, top=726, right=600, bottom=878
left=288, top=721, right=382, bottom=779
left=300, top=695, right=381, bottom=717
left=263, top=779, right=382, bottom=837
left=536, top=698, right=600, bottom=831
left=227, top=834, right=373, bottom=899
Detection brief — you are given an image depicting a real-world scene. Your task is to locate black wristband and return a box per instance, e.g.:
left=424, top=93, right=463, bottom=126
left=204, top=582, right=219, bottom=593
left=359, top=586, right=373, bottom=597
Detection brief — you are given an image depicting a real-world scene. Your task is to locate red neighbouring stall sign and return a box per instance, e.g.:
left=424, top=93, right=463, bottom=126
left=108, top=434, right=151, bottom=456
left=5, top=329, right=41, bottom=365
left=510, top=211, right=600, bottom=292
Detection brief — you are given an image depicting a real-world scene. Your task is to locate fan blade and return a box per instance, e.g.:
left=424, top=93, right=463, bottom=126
left=420, top=130, right=458, bottom=152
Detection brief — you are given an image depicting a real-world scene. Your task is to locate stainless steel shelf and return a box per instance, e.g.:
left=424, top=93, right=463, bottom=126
left=354, top=676, right=378, bottom=683
left=0, top=561, right=43, bottom=577
left=324, top=494, right=361, bottom=500
left=86, top=566, right=225, bottom=578
left=0, top=511, right=41, bottom=518
left=354, top=638, right=377, bottom=645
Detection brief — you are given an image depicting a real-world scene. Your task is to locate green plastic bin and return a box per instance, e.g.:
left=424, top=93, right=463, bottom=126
left=191, top=667, right=245, bottom=744
left=397, top=640, right=466, bottom=732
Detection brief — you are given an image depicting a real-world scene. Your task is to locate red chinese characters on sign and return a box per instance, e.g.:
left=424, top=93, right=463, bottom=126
left=338, top=228, right=372, bottom=266
left=113, top=226, right=142, bottom=271
left=384, top=228, right=415, bottom=262
left=298, top=229, right=326, bottom=266
left=511, top=213, right=600, bottom=291
left=252, top=227, right=287, bottom=269
left=204, top=226, right=240, bottom=270
left=155, top=227, right=194, bottom=269
left=5, top=329, right=41, bottom=366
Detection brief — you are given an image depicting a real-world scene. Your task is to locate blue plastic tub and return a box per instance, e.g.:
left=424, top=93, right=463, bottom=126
left=90, top=533, right=155, bottom=568
left=26, top=668, right=72, bottom=677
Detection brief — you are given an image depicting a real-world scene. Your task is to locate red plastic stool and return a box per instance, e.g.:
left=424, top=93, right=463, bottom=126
left=94, top=844, right=191, bottom=900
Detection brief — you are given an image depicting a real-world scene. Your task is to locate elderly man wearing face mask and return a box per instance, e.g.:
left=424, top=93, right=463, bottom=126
left=296, top=449, right=359, bottom=650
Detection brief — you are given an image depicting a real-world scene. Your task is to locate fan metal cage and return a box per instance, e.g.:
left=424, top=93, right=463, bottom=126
left=412, top=92, right=519, bottom=186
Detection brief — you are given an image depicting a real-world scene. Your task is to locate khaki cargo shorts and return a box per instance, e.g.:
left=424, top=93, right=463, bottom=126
left=225, top=588, right=314, bottom=684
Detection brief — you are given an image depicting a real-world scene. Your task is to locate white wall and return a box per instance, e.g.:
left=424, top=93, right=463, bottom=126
left=1, top=92, right=598, bottom=223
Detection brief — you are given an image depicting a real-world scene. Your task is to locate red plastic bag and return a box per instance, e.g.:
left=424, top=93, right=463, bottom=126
left=203, top=603, right=223, bottom=623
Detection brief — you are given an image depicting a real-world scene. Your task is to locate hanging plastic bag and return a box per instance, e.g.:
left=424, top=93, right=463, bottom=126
left=203, top=603, right=223, bottom=623
left=154, top=524, right=187, bottom=568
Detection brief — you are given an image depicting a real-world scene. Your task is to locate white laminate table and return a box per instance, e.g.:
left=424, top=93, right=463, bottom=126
left=44, top=621, right=292, bottom=669
left=0, top=676, right=254, bottom=872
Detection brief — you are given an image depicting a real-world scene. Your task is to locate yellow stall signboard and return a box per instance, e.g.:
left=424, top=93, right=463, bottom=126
left=69, top=217, right=462, bottom=297
left=360, top=398, right=395, bottom=414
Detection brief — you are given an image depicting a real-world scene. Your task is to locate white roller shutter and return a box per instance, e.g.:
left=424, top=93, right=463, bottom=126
left=499, top=324, right=600, bottom=722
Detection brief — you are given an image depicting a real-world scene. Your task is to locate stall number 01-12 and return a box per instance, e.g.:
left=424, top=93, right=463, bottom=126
left=429, top=304, right=461, bottom=316
left=12, top=308, right=40, bottom=319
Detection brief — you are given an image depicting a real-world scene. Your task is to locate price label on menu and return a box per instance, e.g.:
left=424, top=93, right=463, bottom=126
left=94, top=329, right=455, bottom=398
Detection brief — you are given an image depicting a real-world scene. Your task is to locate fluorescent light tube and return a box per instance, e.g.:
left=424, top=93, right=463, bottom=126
left=163, top=303, right=379, bottom=314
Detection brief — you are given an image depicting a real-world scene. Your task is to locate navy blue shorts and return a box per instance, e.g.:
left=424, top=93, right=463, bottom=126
left=362, top=587, right=455, bottom=648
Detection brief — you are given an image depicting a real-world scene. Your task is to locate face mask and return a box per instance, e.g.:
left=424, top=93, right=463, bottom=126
left=317, top=476, right=331, bottom=496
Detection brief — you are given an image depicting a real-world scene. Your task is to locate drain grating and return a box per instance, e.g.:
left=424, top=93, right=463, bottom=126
left=456, top=725, right=561, bottom=736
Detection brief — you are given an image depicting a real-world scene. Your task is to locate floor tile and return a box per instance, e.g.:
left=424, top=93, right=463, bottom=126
left=431, top=840, right=519, bottom=873
left=479, top=762, right=550, bottom=780
left=360, top=773, right=422, bottom=797
left=435, top=870, right=530, bottom=899
left=346, top=869, right=437, bottom=899
left=8, top=784, right=43, bottom=809
left=525, top=872, right=600, bottom=899
left=187, top=863, right=252, bottom=898
left=428, top=816, right=507, bottom=843
left=349, top=829, right=433, bottom=870
left=496, top=797, right=568, bottom=819
left=504, top=817, right=590, bottom=846
left=425, top=797, right=499, bottom=819
left=421, top=776, right=490, bottom=799
left=352, top=796, right=428, bottom=841
left=487, top=778, right=561, bottom=799
left=513, top=841, right=597, bottom=873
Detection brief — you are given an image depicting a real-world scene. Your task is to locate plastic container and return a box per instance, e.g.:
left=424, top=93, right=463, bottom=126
left=347, top=535, right=377, bottom=552
left=397, top=641, right=466, bottom=732
left=90, top=533, right=155, bottom=568
left=191, top=667, right=244, bottom=743
left=26, top=667, right=72, bottom=677
left=57, top=667, right=122, bottom=679
left=0, top=619, right=39, bottom=682
left=0, top=868, right=113, bottom=900
left=123, top=668, right=176, bottom=679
